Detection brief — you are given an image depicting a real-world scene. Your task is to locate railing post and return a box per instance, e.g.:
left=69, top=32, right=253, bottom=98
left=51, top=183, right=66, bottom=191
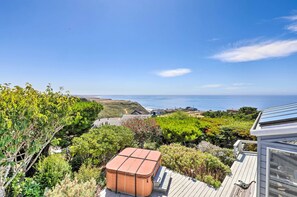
left=233, top=140, right=241, bottom=158
left=238, top=141, right=243, bottom=154
left=233, top=140, right=257, bottom=158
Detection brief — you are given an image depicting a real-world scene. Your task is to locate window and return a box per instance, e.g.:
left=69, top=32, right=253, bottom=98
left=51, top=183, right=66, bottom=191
left=280, top=140, right=297, bottom=146
left=267, top=148, right=297, bottom=197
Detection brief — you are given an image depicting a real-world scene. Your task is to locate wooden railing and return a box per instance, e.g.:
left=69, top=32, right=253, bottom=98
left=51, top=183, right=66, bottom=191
left=233, top=140, right=257, bottom=158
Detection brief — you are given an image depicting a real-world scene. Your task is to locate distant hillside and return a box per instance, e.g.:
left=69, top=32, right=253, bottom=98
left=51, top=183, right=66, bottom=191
left=90, top=98, right=149, bottom=118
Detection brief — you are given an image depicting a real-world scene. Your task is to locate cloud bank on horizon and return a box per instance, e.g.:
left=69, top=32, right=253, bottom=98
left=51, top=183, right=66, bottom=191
left=213, top=14, right=297, bottom=63
left=156, top=68, right=191, bottom=77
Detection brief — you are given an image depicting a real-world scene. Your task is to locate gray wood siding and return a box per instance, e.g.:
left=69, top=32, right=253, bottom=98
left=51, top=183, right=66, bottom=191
left=258, top=134, right=297, bottom=197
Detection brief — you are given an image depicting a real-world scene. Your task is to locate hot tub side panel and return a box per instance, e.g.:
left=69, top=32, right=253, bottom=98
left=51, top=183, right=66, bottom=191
left=136, top=176, right=153, bottom=197
left=105, top=155, right=128, bottom=191
left=106, top=170, right=117, bottom=191
left=117, top=158, right=144, bottom=196
left=136, top=160, right=157, bottom=196
left=117, top=173, right=137, bottom=195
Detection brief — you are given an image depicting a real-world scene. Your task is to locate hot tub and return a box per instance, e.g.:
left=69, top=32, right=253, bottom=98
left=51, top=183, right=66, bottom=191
left=106, top=148, right=161, bottom=197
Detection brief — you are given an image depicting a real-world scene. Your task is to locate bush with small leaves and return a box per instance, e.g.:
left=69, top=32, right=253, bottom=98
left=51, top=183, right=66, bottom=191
left=44, top=175, right=97, bottom=197
left=74, top=164, right=101, bottom=184
left=56, top=100, right=103, bottom=147
left=156, top=112, right=203, bottom=143
left=159, top=144, right=230, bottom=188
left=70, top=125, right=135, bottom=166
left=35, top=154, right=71, bottom=190
left=197, top=141, right=235, bottom=166
left=203, top=175, right=221, bottom=189
left=22, top=178, right=43, bottom=197
left=143, top=141, right=159, bottom=150
left=7, top=174, right=43, bottom=197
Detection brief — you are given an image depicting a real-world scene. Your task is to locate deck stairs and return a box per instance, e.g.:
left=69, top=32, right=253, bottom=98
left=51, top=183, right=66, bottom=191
left=153, top=166, right=171, bottom=193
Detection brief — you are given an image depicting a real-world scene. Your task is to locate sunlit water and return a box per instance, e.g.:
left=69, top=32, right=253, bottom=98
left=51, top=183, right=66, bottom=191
left=96, top=95, right=297, bottom=111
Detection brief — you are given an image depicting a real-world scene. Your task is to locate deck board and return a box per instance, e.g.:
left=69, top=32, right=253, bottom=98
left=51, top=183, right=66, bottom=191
left=216, top=153, right=243, bottom=197
left=100, top=152, right=257, bottom=197
left=172, top=176, right=195, bottom=197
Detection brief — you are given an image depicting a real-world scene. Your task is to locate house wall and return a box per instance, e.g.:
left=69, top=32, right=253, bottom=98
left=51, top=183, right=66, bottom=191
left=257, top=134, right=297, bottom=197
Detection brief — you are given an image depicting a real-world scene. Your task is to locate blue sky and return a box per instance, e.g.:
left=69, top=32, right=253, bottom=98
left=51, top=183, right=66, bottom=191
left=1, top=0, right=297, bottom=95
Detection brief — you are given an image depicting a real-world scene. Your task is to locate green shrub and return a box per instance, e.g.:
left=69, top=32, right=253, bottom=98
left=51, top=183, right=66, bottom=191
left=197, top=141, right=235, bottom=166
left=198, top=117, right=255, bottom=148
left=7, top=174, right=43, bottom=197
left=44, top=175, right=97, bottom=197
left=7, top=173, right=23, bottom=197
left=159, top=144, right=231, bottom=188
left=144, top=141, right=159, bottom=150
left=203, top=107, right=259, bottom=121
left=70, top=125, right=135, bottom=165
left=203, top=175, right=221, bottom=188
left=156, top=112, right=203, bottom=143
left=35, top=154, right=71, bottom=190
left=56, top=100, right=103, bottom=147
left=75, top=164, right=101, bottom=184
left=51, top=138, right=62, bottom=147
left=156, top=111, right=255, bottom=148
left=21, top=178, right=43, bottom=197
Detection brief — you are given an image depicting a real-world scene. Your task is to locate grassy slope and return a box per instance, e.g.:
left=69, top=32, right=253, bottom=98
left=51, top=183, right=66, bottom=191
left=90, top=98, right=149, bottom=118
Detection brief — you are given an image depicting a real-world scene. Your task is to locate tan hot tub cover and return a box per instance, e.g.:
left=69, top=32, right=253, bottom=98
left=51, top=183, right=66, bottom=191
left=106, top=148, right=162, bottom=197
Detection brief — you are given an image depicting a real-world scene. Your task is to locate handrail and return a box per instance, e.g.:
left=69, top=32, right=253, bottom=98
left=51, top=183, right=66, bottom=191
left=233, top=140, right=257, bottom=158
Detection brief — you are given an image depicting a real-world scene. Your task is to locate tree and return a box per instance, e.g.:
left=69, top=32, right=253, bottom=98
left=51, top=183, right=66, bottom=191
left=0, top=84, right=76, bottom=195
left=237, top=107, right=259, bottom=120
left=122, top=118, right=161, bottom=148
left=70, top=125, right=135, bottom=166
left=55, top=100, right=103, bottom=147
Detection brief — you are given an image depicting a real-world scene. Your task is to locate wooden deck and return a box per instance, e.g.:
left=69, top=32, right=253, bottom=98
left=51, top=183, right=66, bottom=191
left=100, top=152, right=257, bottom=197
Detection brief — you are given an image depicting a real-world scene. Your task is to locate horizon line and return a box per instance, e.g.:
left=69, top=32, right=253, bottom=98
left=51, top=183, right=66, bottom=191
left=74, top=94, right=297, bottom=97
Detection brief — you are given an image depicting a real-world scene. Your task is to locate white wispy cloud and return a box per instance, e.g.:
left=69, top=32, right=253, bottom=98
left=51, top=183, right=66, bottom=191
left=156, top=68, right=191, bottom=77
left=287, top=24, right=297, bottom=32
left=212, top=40, right=297, bottom=62
left=282, top=15, right=297, bottom=21
left=282, top=15, right=297, bottom=32
left=201, top=84, right=223, bottom=88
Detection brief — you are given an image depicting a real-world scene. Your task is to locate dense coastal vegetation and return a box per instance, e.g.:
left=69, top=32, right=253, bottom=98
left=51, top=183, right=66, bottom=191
left=159, top=144, right=231, bottom=188
left=0, top=84, right=259, bottom=196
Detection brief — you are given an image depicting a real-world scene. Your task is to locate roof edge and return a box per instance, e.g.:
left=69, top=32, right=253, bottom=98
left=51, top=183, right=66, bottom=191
left=251, top=124, right=297, bottom=137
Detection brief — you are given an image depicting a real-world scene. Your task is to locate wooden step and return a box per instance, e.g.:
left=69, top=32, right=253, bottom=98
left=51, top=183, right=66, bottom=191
left=154, top=166, right=166, bottom=187
left=154, top=171, right=171, bottom=193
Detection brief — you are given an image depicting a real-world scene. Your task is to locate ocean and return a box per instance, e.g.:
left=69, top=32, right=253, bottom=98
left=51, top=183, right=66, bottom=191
left=97, top=95, right=297, bottom=111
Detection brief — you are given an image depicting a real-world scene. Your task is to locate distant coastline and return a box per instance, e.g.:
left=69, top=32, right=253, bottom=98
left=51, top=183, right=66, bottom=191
left=92, top=95, right=297, bottom=111
left=88, top=97, right=149, bottom=118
